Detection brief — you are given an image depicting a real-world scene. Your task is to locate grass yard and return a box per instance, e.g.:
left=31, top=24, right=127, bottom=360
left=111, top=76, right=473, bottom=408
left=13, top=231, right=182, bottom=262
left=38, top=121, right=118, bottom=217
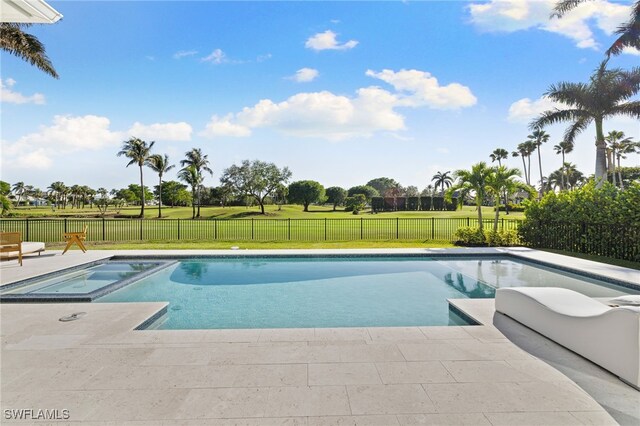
left=9, top=204, right=525, bottom=220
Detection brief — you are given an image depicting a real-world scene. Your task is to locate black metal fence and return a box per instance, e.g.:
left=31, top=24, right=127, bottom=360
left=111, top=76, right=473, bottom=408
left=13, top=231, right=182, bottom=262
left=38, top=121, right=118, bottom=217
left=522, top=221, right=640, bottom=262
left=0, top=217, right=521, bottom=243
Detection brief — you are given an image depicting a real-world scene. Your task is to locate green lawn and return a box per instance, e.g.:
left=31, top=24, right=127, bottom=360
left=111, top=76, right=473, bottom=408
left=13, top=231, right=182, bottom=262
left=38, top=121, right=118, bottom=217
left=9, top=204, right=525, bottom=220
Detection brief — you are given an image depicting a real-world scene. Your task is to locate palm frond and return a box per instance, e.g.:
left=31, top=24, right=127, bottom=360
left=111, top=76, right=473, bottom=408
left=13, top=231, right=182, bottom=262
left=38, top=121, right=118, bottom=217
left=606, top=1, right=640, bottom=56
left=563, top=117, right=591, bottom=145
left=551, top=0, right=587, bottom=18
left=529, top=108, right=587, bottom=130
left=606, top=101, right=640, bottom=120
left=544, top=82, right=589, bottom=107
left=0, top=23, right=58, bottom=78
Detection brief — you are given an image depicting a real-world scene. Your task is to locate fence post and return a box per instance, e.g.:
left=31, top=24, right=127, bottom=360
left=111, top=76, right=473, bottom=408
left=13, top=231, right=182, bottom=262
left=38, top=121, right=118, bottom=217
left=140, top=219, right=143, bottom=241
left=396, top=217, right=399, bottom=239
left=251, top=218, right=254, bottom=240
left=360, top=217, right=363, bottom=240
left=501, top=218, right=504, bottom=231
left=64, top=218, right=67, bottom=234
left=288, top=218, right=291, bottom=240
left=25, top=218, right=29, bottom=241
left=324, top=218, right=327, bottom=240
left=432, top=217, right=435, bottom=240
left=466, top=217, right=470, bottom=227
left=214, top=219, right=217, bottom=240
left=102, top=218, right=106, bottom=241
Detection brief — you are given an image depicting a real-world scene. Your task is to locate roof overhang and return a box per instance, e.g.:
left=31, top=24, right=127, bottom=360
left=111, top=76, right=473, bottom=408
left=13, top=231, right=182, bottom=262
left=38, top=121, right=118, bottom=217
left=1, top=0, right=62, bottom=24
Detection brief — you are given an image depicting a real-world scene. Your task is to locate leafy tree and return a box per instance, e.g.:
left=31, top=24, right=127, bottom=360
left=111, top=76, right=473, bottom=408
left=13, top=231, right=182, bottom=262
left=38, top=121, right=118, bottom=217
left=114, top=188, right=137, bottom=204
left=405, top=186, right=419, bottom=197
left=0, top=23, right=58, bottom=78
left=0, top=180, right=12, bottom=216
left=156, top=181, right=188, bottom=207
left=272, top=184, right=288, bottom=211
left=489, top=148, right=509, bottom=166
left=366, top=177, right=400, bottom=197
left=180, top=148, right=212, bottom=218
left=446, top=162, right=494, bottom=231
left=528, top=128, right=550, bottom=195
left=345, top=194, right=366, bottom=214
left=117, top=137, right=155, bottom=217
left=552, top=0, right=639, bottom=57
left=220, top=160, right=292, bottom=214
left=325, top=186, right=347, bottom=211
left=531, top=61, right=640, bottom=187
left=146, top=154, right=175, bottom=218
left=485, top=166, right=532, bottom=231
left=178, top=165, right=202, bottom=219
left=347, top=185, right=379, bottom=202
left=431, top=171, right=453, bottom=196
left=288, top=180, right=325, bottom=212
left=127, top=184, right=153, bottom=204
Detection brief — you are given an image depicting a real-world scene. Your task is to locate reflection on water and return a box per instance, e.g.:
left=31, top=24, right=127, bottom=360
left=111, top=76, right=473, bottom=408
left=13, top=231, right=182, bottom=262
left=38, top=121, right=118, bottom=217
left=442, top=272, right=495, bottom=298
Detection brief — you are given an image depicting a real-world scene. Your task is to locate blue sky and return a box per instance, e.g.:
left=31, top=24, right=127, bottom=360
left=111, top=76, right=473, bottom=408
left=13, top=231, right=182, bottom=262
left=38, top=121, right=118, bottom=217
left=1, top=0, right=638, bottom=192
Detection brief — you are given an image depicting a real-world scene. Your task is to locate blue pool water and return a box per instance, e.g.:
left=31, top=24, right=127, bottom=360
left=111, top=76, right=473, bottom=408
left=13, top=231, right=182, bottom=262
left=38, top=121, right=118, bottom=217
left=96, top=256, right=636, bottom=330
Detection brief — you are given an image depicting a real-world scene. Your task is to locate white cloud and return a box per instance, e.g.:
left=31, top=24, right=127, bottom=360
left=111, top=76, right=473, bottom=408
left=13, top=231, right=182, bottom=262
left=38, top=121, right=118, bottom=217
left=127, top=122, right=192, bottom=142
left=305, top=30, right=359, bottom=51
left=621, top=47, right=640, bottom=56
left=288, top=68, right=319, bottom=83
left=173, top=50, right=198, bottom=59
left=366, top=69, right=477, bottom=110
left=13, top=149, right=52, bottom=170
left=202, top=49, right=228, bottom=64
left=256, top=53, right=272, bottom=62
left=200, top=115, right=252, bottom=138
left=0, top=78, right=45, bottom=105
left=507, top=95, right=564, bottom=123
left=468, top=0, right=632, bottom=51
left=200, top=68, right=475, bottom=140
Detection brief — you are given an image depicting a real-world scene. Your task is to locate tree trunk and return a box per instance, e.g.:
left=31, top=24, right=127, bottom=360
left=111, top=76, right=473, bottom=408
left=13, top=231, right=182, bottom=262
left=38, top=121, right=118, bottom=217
left=259, top=201, right=265, bottom=214
left=561, top=152, right=566, bottom=190
left=618, top=156, right=624, bottom=189
left=521, top=156, right=528, bottom=185
left=493, top=194, right=500, bottom=232
left=594, top=118, right=607, bottom=188
left=196, top=188, right=201, bottom=218
left=158, top=176, right=162, bottom=218
left=527, top=155, right=531, bottom=187
left=304, top=203, right=309, bottom=212
left=139, top=165, right=145, bottom=218
left=537, top=145, right=543, bottom=197
left=609, top=148, right=617, bottom=187
left=477, top=196, right=483, bottom=232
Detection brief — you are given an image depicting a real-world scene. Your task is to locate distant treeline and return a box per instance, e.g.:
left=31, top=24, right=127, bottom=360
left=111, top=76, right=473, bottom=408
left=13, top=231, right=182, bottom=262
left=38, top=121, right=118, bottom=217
left=371, top=196, right=458, bottom=212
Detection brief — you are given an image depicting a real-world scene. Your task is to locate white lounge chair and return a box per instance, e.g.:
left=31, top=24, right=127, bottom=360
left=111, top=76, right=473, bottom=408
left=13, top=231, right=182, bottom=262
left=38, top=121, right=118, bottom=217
left=495, top=287, right=640, bottom=389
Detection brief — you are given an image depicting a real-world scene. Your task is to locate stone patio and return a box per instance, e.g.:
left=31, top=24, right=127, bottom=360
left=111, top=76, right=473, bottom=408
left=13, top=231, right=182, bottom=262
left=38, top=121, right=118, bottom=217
left=1, top=248, right=638, bottom=424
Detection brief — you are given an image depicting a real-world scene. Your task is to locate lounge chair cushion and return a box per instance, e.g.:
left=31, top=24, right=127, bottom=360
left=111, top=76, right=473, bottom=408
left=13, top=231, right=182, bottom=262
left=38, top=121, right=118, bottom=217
left=495, top=287, right=640, bottom=389
left=0, top=242, right=45, bottom=258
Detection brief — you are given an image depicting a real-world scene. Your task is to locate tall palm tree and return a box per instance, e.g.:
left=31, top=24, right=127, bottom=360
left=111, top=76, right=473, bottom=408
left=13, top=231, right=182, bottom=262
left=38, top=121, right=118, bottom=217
left=605, top=131, right=634, bottom=188
left=178, top=165, right=202, bottom=219
left=485, top=166, right=527, bottom=232
left=615, top=138, right=640, bottom=189
left=531, top=61, right=640, bottom=187
left=180, top=148, right=212, bottom=218
left=447, top=162, right=494, bottom=231
left=547, top=169, right=565, bottom=192
left=11, top=182, right=25, bottom=206
left=528, top=128, right=550, bottom=196
left=489, top=148, right=509, bottom=166
left=490, top=148, right=510, bottom=212
left=47, top=181, right=66, bottom=207
left=553, top=140, right=574, bottom=190
left=431, top=171, right=453, bottom=196
left=552, top=0, right=639, bottom=57
left=0, top=23, right=59, bottom=78
left=146, top=154, right=175, bottom=218
left=117, top=137, right=155, bottom=218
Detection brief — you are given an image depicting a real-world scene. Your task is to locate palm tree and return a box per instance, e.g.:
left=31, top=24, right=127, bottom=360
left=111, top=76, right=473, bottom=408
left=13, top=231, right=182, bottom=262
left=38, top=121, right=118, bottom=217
left=11, top=182, right=26, bottom=206
left=489, top=148, right=509, bottom=166
left=180, top=148, right=213, bottom=218
left=146, top=154, right=175, bottom=218
left=552, top=0, right=639, bottom=57
left=431, top=171, right=453, bottom=196
left=564, top=163, right=586, bottom=190
left=0, top=23, right=58, bottom=78
left=553, top=140, right=574, bottom=190
left=178, top=165, right=202, bottom=219
left=615, top=138, right=640, bottom=189
left=528, top=128, right=550, bottom=196
left=547, top=169, right=565, bottom=191
left=531, top=61, right=640, bottom=187
left=490, top=148, right=510, bottom=212
left=485, top=166, right=527, bottom=232
left=47, top=181, right=66, bottom=208
left=605, top=131, right=634, bottom=188
left=447, top=162, right=494, bottom=231
left=117, top=137, right=155, bottom=218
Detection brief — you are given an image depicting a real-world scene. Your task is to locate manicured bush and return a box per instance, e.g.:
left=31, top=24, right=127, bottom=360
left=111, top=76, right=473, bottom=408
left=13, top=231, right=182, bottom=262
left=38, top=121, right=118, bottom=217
left=485, top=229, right=520, bottom=246
left=454, top=227, right=521, bottom=247
left=407, top=197, right=419, bottom=211
left=370, top=197, right=384, bottom=213
left=395, top=197, right=407, bottom=211
left=445, top=197, right=458, bottom=211
left=432, top=196, right=444, bottom=211
left=344, top=194, right=366, bottom=213
left=383, top=197, right=395, bottom=211
left=420, top=197, right=432, bottom=211
left=453, top=227, right=486, bottom=246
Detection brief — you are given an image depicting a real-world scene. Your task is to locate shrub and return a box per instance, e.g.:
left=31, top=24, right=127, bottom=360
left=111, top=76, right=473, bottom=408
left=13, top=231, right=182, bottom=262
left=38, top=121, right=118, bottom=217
left=407, top=196, right=419, bottom=211
left=497, top=204, right=526, bottom=212
left=432, top=196, right=444, bottom=210
left=370, top=197, right=384, bottom=212
left=485, top=229, right=521, bottom=246
left=420, top=197, right=432, bottom=211
left=344, top=194, right=366, bottom=213
left=453, top=227, right=486, bottom=246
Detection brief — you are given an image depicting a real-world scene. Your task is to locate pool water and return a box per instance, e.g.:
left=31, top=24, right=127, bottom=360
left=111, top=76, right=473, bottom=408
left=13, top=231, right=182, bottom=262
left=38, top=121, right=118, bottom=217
left=96, top=257, right=636, bottom=330
left=1, top=262, right=164, bottom=301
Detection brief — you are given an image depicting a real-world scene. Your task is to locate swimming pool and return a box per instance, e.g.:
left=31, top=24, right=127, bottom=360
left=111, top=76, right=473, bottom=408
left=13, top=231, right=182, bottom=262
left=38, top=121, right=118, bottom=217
left=96, top=256, right=638, bottom=330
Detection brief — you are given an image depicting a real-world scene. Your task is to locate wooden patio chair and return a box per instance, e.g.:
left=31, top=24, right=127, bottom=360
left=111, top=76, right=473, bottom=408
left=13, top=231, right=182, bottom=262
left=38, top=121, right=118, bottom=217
left=62, top=225, right=88, bottom=255
left=0, top=232, right=23, bottom=266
